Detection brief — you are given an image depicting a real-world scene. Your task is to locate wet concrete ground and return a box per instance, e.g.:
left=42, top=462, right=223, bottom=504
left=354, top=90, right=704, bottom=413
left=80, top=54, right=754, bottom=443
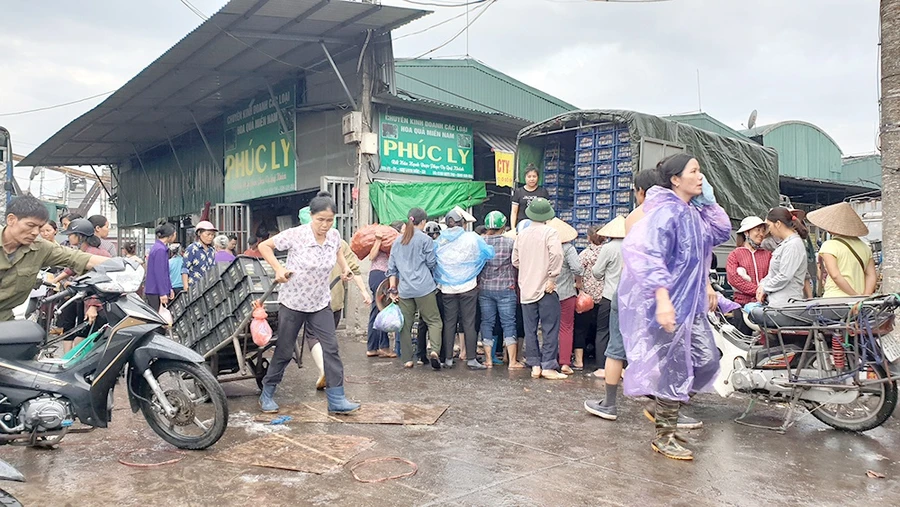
left=3, top=335, right=900, bottom=507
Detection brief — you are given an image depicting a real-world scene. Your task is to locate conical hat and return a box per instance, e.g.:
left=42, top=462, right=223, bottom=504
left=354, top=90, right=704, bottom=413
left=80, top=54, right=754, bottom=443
left=546, top=218, right=578, bottom=243
left=598, top=216, right=626, bottom=239
left=807, top=202, right=868, bottom=237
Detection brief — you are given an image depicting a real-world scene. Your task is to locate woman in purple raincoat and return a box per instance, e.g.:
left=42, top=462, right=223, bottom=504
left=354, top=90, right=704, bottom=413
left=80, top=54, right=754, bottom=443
left=619, top=154, right=731, bottom=461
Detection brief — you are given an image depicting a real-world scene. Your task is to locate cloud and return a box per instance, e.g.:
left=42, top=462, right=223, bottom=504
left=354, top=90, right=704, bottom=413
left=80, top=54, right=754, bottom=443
left=1, top=0, right=881, bottom=161
left=389, top=0, right=880, bottom=154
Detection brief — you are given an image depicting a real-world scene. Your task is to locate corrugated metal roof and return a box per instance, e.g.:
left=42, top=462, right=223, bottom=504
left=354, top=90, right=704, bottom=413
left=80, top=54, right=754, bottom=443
left=392, top=58, right=576, bottom=123
left=476, top=132, right=516, bottom=153
left=664, top=112, right=752, bottom=142
left=741, top=120, right=841, bottom=150
left=20, top=0, right=428, bottom=167
left=741, top=120, right=843, bottom=181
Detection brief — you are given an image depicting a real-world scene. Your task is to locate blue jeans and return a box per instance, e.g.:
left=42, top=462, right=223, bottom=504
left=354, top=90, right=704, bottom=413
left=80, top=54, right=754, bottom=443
left=522, top=292, right=561, bottom=370
left=367, top=270, right=390, bottom=352
left=479, top=289, right=517, bottom=347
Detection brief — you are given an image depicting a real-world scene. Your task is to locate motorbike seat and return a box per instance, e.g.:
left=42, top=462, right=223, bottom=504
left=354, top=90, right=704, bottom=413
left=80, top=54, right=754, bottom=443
left=748, top=297, right=870, bottom=330
left=0, top=321, right=45, bottom=345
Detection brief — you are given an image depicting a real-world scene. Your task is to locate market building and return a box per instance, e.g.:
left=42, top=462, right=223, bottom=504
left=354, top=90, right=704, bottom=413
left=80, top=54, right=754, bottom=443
left=668, top=113, right=881, bottom=210
left=20, top=0, right=576, bottom=255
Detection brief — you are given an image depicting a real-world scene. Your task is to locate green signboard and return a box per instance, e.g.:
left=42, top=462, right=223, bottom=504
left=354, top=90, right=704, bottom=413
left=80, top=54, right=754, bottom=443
left=378, top=112, right=473, bottom=179
left=223, top=84, right=296, bottom=202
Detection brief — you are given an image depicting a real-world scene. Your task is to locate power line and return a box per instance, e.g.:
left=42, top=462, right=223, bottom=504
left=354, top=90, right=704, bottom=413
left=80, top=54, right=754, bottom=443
left=394, top=4, right=484, bottom=40
left=0, top=90, right=115, bottom=117
left=411, top=0, right=497, bottom=59
left=394, top=69, right=514, bottom=118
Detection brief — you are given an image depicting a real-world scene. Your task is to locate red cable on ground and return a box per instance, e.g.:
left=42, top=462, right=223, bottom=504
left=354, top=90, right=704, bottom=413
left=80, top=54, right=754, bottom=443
left=349, top=457, right=418, bottom=483
left=118, top=449, right=185, bottom=468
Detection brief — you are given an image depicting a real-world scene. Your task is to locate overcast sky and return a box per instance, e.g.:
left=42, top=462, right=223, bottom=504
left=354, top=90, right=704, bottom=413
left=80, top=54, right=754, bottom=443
left=1, top=0, right=881, bottom=178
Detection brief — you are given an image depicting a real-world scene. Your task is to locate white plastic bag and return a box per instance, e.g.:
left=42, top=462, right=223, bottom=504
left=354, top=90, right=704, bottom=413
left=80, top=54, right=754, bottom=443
left=158, top=305, right=173, bottom=326
left=374, top=303, right=404, bottom=333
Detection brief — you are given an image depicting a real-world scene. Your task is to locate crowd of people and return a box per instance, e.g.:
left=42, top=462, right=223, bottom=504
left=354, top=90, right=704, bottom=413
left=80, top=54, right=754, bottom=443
left=365, top=153, right=879, bottom=461
left=0, top=150, right=880, bottom=462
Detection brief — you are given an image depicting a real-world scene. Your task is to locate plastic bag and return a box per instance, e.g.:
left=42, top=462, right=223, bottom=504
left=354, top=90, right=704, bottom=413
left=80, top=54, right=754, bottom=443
left=350, top=225, right=400, bottom=260
left=433, top=228, right=495, bottom=286
left=250, top=300, right=273, bottom=347
left=374, top=303, right=404, bottom=333
left=158, top=305, right=173, bottom=326
left=575, top=292, right=595, bottom=314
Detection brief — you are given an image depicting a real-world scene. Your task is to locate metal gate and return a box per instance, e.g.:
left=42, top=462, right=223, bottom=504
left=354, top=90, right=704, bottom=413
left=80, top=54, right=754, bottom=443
left=118, top=226, right=150, bottom=258
left=213, top=204, right=251, bottom=251
left=321, top=176, right=356, bottom=241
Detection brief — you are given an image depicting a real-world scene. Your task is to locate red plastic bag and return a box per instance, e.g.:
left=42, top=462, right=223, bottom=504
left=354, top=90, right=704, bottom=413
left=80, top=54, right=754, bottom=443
left=575, top=292, right=595, bottom=314
left=250, top=300, right=272, bottom=347
left=350, top=225, right=400, bottom=260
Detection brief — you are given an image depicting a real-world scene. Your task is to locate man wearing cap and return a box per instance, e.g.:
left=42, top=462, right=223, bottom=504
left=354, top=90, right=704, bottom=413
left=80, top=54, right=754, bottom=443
left=182, top=220, right=218, bottom=287
left=0, top=196, right=109, bottom=322
left=479, top=211, right=523, bottom=369
left=808, top=202, right=877, bottom=298
left=725, top=216, right=772, bottom=324
left=512, top=198, right=566, bottom=380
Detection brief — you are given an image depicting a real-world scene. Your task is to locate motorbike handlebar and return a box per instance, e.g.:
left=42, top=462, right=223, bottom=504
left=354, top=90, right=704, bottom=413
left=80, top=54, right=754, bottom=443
left=43, top=287, right=76, bottom=305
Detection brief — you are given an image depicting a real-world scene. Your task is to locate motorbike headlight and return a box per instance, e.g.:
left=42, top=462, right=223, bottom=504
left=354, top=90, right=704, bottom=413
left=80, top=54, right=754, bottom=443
left=96, top=266, right=145, bottom=294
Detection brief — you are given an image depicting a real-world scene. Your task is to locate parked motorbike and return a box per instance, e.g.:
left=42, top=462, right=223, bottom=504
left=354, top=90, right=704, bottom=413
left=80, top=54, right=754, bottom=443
left=0, top=258, right=228, bottom=454
left=710, top=292, right=900, bottom=432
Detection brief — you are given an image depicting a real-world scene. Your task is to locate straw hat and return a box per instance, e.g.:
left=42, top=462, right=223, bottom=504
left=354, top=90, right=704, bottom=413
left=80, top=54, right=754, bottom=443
left=597, top=216, right=626, bottom=239
left=547, top=218, right=578, bottom=243
left=807, top=202, right=868, bottom=237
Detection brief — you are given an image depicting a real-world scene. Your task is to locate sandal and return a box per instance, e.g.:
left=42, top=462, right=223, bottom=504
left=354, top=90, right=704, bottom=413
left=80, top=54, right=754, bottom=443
left=366, top=351, right=380, bottom=357
left=508, top=362, right=526, bottom=370
left=531, top=366, right=542, bottom=379
left=560, top=365, right=575, bottom=375
left=403, top=361, right=414, bottom=368
left=378, top=349, right=397, bottom=358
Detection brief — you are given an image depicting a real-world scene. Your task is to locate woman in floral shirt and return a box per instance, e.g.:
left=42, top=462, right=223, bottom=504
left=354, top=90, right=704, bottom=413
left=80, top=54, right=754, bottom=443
left=181, top=221, right=217, bottom=287
left=574, top=226, right=605, bottom=370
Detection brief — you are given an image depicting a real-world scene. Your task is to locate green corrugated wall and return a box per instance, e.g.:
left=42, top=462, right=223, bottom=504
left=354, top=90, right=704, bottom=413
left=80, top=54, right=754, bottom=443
left=116, top=122, right=224, bottom=226
left=394, top=59, right=576, bottom=123
left=758, top=123, right=842, bottom=180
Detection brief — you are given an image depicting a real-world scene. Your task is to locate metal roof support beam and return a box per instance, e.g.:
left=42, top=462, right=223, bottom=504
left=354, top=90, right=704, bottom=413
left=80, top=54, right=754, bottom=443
left=190, top=111, right=223, bottom=177
left=130, top=142, right=161, bottom=218
left=88, top=165, right=112, bottom=198
left=264, top=79, right=303, bottom=172
left=165, top=131, right=188, bottom=212
left=320, top=42, right=358, bottom=110
left=228, top=30, right=355, bottom=46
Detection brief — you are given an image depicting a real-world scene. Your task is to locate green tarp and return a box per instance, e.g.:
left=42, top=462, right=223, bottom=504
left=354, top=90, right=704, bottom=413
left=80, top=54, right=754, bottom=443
left=517, top=109, right=780, bottom=224
left=370, top=181, right=487, bottom=224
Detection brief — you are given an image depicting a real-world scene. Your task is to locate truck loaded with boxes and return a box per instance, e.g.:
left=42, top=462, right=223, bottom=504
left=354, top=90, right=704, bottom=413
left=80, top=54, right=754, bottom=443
left=516, top=109, right=781, bottom=259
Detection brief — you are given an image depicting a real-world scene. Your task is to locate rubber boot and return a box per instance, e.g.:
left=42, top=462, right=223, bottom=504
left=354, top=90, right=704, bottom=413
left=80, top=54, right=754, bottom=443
left=651, top=399, right=693, bottom=461
left=311, top=343, right=326, bottom=391
left=259, top=384, right=279, bottom=413
left=325, top=386, right=360, bottom=415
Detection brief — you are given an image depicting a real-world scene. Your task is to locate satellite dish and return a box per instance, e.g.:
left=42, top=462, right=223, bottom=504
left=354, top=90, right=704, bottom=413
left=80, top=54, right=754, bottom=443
left=747, top=110, right=758, bottom=130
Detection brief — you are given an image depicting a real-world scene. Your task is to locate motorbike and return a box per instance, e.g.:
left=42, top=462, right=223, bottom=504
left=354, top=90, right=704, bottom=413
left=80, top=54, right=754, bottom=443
left=0, top=258, right=228, bottom=455
left=710, top=290, right=900, bottom=433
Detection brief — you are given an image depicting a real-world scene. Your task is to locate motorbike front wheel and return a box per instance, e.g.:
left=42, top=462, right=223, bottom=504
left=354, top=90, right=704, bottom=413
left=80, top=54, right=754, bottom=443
left=807, top=363, right=898, bottom=432
left=138, top=360, right=228, bottom=450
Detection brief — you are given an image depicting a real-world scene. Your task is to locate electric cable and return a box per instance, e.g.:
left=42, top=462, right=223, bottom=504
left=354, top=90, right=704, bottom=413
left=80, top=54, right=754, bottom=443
left=0, top=90, right=115, bottom=117
left=410, top=0, right=497, bottom=59
left=394, top=5, right=484, bottom=40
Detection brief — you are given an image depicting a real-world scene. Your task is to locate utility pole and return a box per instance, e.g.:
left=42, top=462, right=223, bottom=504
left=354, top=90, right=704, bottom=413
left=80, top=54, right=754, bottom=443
left=882, top=0, right=900, bottom=293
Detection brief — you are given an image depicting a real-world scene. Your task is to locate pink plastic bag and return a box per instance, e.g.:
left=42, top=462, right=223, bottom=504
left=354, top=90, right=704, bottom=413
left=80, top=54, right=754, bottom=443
left=250, top=300, right=272, bottom=347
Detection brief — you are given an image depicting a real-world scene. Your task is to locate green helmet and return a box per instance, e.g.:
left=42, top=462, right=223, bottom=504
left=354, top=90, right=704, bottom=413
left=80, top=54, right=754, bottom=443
left=298, top=206, right=337, bottom=229
left=484, top=210, right=507, bottom=230
left=298, top=206, right=312, bottom=225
